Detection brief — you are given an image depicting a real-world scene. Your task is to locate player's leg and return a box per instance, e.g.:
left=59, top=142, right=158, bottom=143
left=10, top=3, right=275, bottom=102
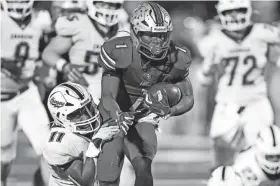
left=1, top=97, right=19, bottom=186
left=119, top=156, right=135, bottom=186
left=242, top=97, right=274, bottom=146
left=97, top=133, right=125, bottom=186
left=124, top=122, right=158, bottom=186
left=210, top=103, right=245, bottom=169
left=18, top=83, right=50, bottom=186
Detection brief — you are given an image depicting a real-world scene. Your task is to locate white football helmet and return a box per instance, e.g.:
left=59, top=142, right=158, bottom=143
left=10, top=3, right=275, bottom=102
left=52, top=0, right=86, bottom=12
left=216, top=0, right=252, bottom=31
left=130, top=2, right=173, bottom=61
left=47, top=82, right=101, bottom=135
left=208, top=166, right=244, bottom=186
left=87, top=0, right=124, bottom=26
left=1, top=0, right=34, bottom=20
left=255, top=125, right=280, bottom=175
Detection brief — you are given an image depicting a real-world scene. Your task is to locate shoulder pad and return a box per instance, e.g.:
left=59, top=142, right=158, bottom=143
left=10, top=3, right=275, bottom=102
left=98, top=36, right=133, bottom=71
left=55, top=14, right=81, bottom=37
left=42, top=131, right=82, bottom=165
left=32, top=10, right=52, bottom=33
left=253, top=23, right=280, bottom=43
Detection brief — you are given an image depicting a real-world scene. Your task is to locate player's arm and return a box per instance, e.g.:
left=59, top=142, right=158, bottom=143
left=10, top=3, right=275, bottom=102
left=266, top=44, right=280, bottom=128
left=61, top=157, right=96, bottom=186
left=98, top=41, right=135, bottom=133
left=100, top=70, right=122, bottom=120
left=171, top=77, right=194, bottom=116
left=42, top=35, right=72, bottom=70
left=196, top=36, right=220, bottom=86
left=42, top=15, right=88, bottom=86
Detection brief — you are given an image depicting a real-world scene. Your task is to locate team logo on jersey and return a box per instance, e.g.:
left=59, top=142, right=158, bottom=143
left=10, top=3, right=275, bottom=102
left=50, top=92, right=67, bottom=108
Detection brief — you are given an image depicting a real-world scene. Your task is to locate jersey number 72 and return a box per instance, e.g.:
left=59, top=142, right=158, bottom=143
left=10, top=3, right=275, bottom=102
left=222, top=55, right=258, bottom=86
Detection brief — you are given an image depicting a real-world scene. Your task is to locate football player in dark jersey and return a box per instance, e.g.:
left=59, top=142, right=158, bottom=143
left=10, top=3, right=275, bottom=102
left=97, top=3, right=194, bottom=186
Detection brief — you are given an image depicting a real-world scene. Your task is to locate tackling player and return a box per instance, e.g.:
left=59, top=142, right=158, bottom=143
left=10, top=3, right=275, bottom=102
left=1, top=1, right=52, bottom=186
left=208, top=166, right=244, bottom=186
left=233, top=125, right=280, bottom=186
left=43, top=82, right=120, bottom=186
left=42, top=0, right=130, bottom=99
left=97, top=3, right=194, bottom=186
left=197, top=0, right=280, bottom=169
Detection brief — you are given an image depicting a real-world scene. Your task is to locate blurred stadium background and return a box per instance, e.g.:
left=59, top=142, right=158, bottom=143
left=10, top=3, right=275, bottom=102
left=6, top=1, right=280, bottom=186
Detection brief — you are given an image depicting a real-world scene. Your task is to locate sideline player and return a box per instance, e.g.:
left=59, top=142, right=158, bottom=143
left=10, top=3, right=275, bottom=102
left=43, top=82, right=120, bottom=186
left=97, top=2, right=194, bottom=186
left=1, top=0, right=52, bottom=185
left=42, top=0, right=129, bottom=99
left=233, top=125, right=280, bottom=186
left=208, top=166, right=244, bottom=186
left=197, top=0, right=280, bottom=169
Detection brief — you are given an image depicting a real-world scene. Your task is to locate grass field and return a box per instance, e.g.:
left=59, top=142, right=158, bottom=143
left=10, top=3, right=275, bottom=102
left=7, top=131, right=211, bottom=186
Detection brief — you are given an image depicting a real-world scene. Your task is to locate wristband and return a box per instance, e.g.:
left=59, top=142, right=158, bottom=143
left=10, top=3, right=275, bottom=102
left=56, top=58, right=67, bottom=72
left=85, top=142, right=101, bottom=158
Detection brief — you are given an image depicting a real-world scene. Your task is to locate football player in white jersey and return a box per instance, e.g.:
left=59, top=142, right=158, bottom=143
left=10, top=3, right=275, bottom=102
left=43, top=82, right=120, bottom=186
left=1, top=1, right=52, bottom=186
left=233, top=125, right=280, bottom=186
left=208, top=166, right=244, bottom=186
left=42, top=0, right=130, bottom=99
left=197, top=0, right=280, bottom=169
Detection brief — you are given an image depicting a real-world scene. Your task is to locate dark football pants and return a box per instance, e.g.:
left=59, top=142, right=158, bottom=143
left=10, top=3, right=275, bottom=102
left=97, top=122, right=157, bottom=182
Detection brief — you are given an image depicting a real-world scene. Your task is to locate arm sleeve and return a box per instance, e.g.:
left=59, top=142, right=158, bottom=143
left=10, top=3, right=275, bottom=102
left=100, top=71, right=122, bottom=120
left=170, top=77, right=194, bottom=116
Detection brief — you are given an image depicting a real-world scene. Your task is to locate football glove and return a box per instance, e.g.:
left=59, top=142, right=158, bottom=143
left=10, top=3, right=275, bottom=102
left=116, top=111, right=135, bottom=135
left=143, top=90, right=171, bottom=117
left=86, top=126, right=120, bottom=158
left=62, top=63, right=89, bottom=87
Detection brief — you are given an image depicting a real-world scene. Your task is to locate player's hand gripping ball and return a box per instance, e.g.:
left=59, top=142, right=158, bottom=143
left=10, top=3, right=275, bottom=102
left=144, top=83, right=182, bottom=116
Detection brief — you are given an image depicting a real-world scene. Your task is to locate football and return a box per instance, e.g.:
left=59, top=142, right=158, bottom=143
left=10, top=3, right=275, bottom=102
left=147, top=82, right=182, bottom=107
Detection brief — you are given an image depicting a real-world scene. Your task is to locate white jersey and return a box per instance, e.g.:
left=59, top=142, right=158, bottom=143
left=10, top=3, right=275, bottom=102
left=43, top=127, right=91, bottom=186
left=55, top=13, right=130, bottom=98
left=199, top=23, right=280, bottom=105
left=233, top=147, right=280, bottom=186
left=1, top=10, right=52, bottom=92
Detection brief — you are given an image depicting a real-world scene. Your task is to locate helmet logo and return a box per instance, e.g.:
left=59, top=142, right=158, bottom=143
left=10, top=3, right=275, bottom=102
left=50, top=92, right=67, bottom=108
left=152, top=27, right=167, bottom=32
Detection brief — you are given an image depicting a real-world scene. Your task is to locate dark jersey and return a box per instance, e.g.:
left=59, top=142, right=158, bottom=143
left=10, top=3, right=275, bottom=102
left=98, top=36, right=191, bottom=112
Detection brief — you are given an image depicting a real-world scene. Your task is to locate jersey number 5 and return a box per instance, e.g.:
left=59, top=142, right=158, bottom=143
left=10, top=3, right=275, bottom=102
left=49, top=132, right=65, bottom=143
left=223, top=55, right=257, bottom=86
left=84, top=51, right=100, bottom=75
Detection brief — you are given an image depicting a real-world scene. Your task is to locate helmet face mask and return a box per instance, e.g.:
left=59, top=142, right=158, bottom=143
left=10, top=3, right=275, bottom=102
left=255, top=125, right=280, bottom=175
left=2, top=0, right=34, bottom=20
left=48, top=82, right=101, bottom=135
left=216, top=0, right=252, bottom=31
left=87, top=0, right=124, bottom=26
left=137, top=31, right=171, bottom=60
left=130, top=2, right=173, bottom=61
